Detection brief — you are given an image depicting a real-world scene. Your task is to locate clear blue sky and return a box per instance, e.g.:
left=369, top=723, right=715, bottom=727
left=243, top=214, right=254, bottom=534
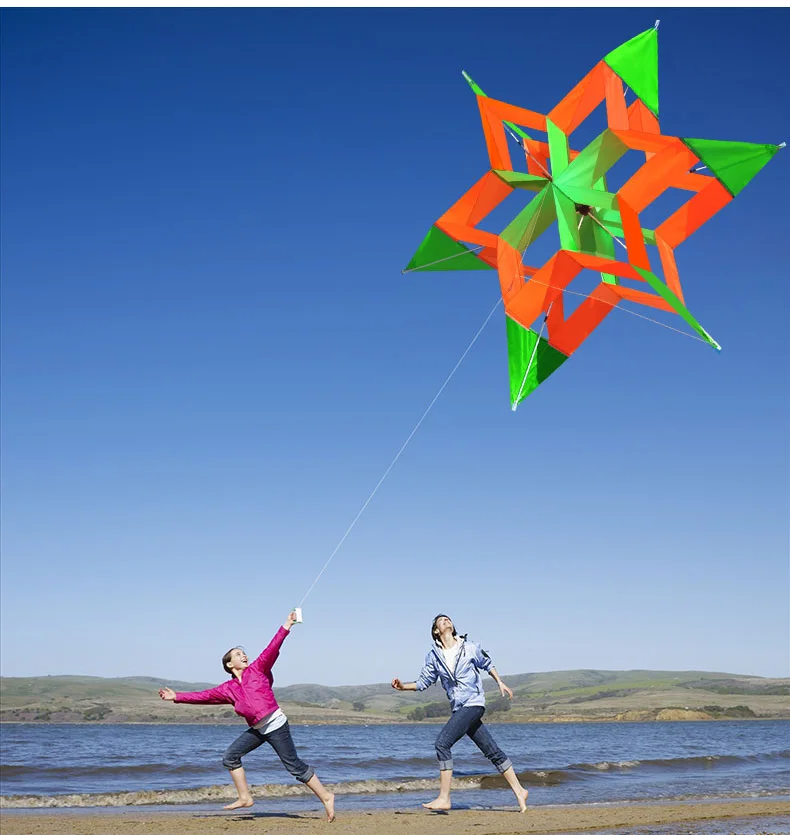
left=2, top=9, right=788, bottom=687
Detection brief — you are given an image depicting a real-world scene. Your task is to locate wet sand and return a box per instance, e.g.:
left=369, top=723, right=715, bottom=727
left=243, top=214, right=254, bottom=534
left=2, top=800, right=788, bottom=835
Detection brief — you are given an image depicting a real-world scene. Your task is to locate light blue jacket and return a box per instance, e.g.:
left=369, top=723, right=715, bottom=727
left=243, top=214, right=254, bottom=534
left=415, top=637, right=494, bottom=712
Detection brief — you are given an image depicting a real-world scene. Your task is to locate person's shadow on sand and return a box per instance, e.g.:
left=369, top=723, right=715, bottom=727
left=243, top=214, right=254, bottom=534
left=192, top=811, right=305, bottom=822
left=395, top=806, right=519, bottom=815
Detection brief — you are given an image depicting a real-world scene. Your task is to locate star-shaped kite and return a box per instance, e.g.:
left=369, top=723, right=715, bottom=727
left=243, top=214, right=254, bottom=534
left=404, top=23, right=783, bottom=409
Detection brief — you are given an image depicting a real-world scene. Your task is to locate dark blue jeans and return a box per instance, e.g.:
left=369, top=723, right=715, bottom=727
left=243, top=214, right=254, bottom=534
left=222, top=721, right=315, bottom=783
left=435, top=706, right=512, bottom=773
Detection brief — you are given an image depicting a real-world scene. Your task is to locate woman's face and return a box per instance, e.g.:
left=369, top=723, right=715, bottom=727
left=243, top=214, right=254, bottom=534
left=433, top=615, right=454, bottom=638
left=226, top=648, right=249, bottom=673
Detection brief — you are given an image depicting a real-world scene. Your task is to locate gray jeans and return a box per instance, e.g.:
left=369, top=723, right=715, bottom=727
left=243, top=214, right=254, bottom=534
left=222, top=721, right=315, bottom=783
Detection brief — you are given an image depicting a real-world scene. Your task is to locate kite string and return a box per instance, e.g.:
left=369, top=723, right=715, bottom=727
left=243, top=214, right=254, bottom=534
left=517, top=273, right=712, bottom=345
left=297, top=295, right=503, bottom=608
left=300, top=264, right=707, bottom=607
left=571, top=214, right=713, bottom=342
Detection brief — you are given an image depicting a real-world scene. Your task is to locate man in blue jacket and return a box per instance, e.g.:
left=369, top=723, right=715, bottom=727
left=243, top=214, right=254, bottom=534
left=392, top=614, right=529, bottom=812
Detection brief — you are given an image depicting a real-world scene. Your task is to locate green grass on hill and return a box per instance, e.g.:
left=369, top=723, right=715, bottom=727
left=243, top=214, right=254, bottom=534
left=1, top=669, right=787, bottom=724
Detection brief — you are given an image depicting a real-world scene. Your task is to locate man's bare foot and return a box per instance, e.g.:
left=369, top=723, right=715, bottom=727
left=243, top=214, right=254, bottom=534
left=322, top=792, right=335, bottom=822
left=223, top=797, right=254, bottom=810
left=516, top=788, right=529, bottom=813
left=422, top=797, right=451, bottom=811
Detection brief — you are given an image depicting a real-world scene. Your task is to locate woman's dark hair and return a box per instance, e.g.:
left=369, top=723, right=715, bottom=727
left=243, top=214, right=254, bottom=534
left=431, top=614, right=458, bottom=645
left=222, top=647, right=241, bottom=676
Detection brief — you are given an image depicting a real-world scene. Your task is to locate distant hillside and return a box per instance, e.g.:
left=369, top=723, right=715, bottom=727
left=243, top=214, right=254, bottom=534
left=1, top=670, right=787, bottom=724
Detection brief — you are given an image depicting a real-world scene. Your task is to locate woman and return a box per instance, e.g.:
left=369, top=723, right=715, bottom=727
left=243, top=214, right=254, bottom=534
left=159, top=610, right=335, bottom=820
left=392, top=613, right=528, bottom=812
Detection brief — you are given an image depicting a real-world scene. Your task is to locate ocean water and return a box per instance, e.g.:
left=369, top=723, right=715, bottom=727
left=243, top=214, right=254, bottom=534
left=1, top=720, right=788, bottom=814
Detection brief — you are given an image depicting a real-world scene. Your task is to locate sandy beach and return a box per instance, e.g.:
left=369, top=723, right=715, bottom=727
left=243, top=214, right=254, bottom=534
left=2, top=800, right=788, bottom=835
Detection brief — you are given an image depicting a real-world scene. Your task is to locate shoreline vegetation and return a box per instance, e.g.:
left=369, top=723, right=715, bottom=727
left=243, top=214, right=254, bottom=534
left=2, top=669, right=788, bottom=725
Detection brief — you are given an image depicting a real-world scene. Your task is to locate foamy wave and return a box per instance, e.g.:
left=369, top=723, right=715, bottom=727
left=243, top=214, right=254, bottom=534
left=570, top=750, right=790, bottom=773
left=4, top=750, right=788, bottom=809
left=4, top=783, right=789, bottom=811
left=0, top=776, right=482, bottom=809
left=589, top=760, right=641, bottom=771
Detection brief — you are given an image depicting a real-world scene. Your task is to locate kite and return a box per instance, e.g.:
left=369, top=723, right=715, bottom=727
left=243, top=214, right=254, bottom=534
left=403, top=23, right=783, bottom=409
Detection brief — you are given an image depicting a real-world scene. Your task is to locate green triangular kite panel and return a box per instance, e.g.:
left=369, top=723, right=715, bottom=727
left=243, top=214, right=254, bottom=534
left=604, top=27, right=659, bottom=116
left=683, top=138, right=780, bottom=196
left=493, top=170, right=549, bottom=191
left=546, top=118, right=570, bottom=179
left=555, top=130, right=628, bottom=191
left=461, top=69, right=486, bottom=98
left=462, top=70, right=531, bottom=140
left=553, top=185, right=582, bottom=252
left=507, top=316, right=569, bottom=408
left=632, top=266, right=720, bottom=350
left=579, top=212, right=600, bottom=256
left=501, top=186, right=556, bottom=252
left=404, top=225, right=493, bottom=272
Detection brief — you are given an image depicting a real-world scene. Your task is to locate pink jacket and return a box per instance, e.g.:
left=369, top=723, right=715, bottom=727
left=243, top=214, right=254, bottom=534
left=175, top=626, right=289, bottom=726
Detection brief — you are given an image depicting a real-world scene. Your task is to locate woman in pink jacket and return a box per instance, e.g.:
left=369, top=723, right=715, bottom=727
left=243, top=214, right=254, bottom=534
left=159, top=610, right=334, bottom=820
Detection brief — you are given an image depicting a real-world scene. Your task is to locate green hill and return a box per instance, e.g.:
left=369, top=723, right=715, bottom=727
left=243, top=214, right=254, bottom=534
left=1, top=670, right=787, bottom=724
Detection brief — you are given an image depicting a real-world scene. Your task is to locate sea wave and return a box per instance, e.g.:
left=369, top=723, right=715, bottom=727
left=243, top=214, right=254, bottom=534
left=0, top=763, right=211, bottom=778
left=6, top=751, right=784, bottom=784
left=2, top=750, right=788, bottom=809
left=0, top=777, right=467, bottom=809
left=2, top=781, right=789, bottom=810
left=567, top=750, right=790, bottom=773
left=1, top=769, right=577, bottom=809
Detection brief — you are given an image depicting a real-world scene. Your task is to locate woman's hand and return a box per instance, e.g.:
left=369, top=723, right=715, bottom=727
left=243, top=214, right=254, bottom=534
left=283, top=610, right=298, bottom=630
left=158, top=687, right=176, bottom=701
left=498, top=682, right=514, bottom=700
left=391, top=678, right=405, bottom=690
left=489, top=667, right=514, bottom=700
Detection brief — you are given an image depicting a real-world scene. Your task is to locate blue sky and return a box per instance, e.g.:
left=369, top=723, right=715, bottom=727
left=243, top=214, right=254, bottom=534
left=2, top=8, right=788, bottom=687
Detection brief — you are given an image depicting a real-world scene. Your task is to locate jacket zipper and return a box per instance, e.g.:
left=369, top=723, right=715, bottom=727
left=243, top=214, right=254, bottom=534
left=436, top=640, right=465, bottom=684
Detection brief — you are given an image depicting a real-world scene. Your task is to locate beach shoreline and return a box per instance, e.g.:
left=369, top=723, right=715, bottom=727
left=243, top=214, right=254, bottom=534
left=2, top=799, right=788, bottom=835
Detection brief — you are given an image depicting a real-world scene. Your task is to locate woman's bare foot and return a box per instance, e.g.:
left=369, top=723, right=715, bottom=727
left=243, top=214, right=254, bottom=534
left=322, top=792, right=335, bottom=822
left=516, top=788, right=528, bottom=813
left=223, top=796, right=254, bottom=810
left=422, top=797, right=451, bottom=811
